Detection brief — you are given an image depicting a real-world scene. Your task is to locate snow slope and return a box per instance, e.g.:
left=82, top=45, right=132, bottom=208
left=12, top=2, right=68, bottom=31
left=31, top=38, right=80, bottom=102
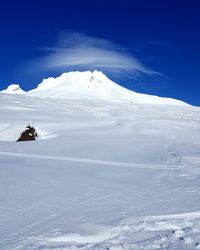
left=1, top=70, right=186, bottom=105
left=0, top=93, right=200, bottom=250
left=28, top=70, right=188, bottom=105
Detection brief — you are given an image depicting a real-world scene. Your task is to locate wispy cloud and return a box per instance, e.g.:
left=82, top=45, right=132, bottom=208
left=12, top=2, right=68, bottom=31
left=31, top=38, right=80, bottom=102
left=32, top=32, right=158, bottom=75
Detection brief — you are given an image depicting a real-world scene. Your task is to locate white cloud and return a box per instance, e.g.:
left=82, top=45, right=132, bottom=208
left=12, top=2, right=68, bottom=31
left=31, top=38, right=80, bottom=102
left=35, top=32, right=157, bottom=75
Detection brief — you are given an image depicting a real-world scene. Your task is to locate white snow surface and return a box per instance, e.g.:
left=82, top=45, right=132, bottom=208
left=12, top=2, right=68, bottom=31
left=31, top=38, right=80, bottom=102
left=1, top=84, right=25, bottom=95
left=1, top=70, right=187, bottom=105
left=28, top=71, right=188, bottom=105
left=0, top=83, right=200, bottom=249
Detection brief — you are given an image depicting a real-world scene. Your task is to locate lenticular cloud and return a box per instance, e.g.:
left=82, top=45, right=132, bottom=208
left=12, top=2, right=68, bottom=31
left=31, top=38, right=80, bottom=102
left=36, top=32, right=156, bottom=75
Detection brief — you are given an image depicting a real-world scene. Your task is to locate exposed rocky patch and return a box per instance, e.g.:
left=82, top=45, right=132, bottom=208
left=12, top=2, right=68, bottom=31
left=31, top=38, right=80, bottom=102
left=17, top=125, right=38, bottom=141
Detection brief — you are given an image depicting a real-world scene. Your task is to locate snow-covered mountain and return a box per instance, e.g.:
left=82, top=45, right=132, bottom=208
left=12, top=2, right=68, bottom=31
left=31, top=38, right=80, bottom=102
left=1, top=71, right=188, bottom=106
left=0, top=72, right=200, bottom=249
left=28, top=70, right=187, bottom=105
left=0, top=92, right=200, bottom=250
left=1, top=84, right=25, bottom=94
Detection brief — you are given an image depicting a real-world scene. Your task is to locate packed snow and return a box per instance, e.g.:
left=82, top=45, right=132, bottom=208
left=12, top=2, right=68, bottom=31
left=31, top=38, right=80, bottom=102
left=0, top=72, right=200, bottom=249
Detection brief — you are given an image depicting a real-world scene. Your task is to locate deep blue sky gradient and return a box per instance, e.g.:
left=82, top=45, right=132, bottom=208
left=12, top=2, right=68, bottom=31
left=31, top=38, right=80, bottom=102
left=0, top=0, right=199, bottom=105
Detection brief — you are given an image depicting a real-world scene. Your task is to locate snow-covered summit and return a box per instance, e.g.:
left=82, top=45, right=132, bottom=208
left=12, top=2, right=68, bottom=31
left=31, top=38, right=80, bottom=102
left=34, top=70, right=109, bottom=91
left=1, top=84, right=25, bottom=95
left=28, top=70, right=188, bottom=106
left=0, top=71, right=188, bottom=105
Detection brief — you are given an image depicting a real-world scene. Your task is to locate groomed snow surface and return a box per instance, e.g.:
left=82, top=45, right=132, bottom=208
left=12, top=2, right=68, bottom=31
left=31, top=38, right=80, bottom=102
left=0, top=72, right=200, bottom=249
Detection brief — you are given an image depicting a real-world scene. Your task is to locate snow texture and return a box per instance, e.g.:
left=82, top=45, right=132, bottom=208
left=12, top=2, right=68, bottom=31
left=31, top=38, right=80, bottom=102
left=0, top=72, right=199, bottom=249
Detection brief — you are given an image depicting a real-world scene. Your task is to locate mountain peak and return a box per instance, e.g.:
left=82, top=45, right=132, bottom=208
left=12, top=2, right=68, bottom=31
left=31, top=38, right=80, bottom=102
left=0, top=71, right=188, bottom=106
left=28, top=71, right=187, bottom=106
left=1, top=84, right=25, bottom=95
left=35, top=70, right=109, bottom=91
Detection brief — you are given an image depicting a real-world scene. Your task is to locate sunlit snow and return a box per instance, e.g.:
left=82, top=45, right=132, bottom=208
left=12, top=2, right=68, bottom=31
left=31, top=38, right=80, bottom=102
left=0, top=72, right=200, bottom=249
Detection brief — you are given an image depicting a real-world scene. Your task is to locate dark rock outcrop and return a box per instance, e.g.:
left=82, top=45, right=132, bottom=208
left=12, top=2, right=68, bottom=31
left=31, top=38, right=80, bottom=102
left=17, top=126, right=38, bottom=142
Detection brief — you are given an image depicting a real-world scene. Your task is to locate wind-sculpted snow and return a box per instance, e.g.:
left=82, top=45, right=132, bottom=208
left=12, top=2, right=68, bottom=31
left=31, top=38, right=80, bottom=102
left=0, top=94, right=199, bottom=249
left=10, top=211, right=200, bottom=250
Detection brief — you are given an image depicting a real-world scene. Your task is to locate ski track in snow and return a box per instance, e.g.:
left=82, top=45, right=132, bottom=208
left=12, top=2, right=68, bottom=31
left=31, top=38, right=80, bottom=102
left=1, top=152, right=200, bottom=249
left=2, top=151, right=200, bottom=174
left=0, top=151, right=182, bottom=171
left=0, top=92, right=200, bottom=250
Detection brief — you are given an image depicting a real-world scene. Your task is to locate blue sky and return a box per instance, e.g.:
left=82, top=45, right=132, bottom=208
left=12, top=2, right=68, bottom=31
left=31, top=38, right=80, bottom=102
left=0, top=0, right=199, bottom=105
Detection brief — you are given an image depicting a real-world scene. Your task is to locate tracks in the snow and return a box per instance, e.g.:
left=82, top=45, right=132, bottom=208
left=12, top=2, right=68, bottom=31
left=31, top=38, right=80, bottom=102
left=183, top=156, right=200, bottom=174
left=0, top=151, right=181, bottom=171
left=1, top=151, right=199, bottom=174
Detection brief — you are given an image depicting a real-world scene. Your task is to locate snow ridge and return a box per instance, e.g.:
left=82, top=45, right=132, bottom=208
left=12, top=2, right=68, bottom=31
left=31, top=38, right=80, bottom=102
left=1, top=84, right=25, bottom=95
